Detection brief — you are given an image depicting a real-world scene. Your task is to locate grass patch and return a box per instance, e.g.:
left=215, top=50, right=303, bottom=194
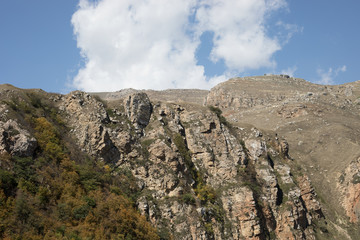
left=180, top=193, right=196, bottom=205
left=140, top=138, right=155, bottom=160
left=92, top=94, right=107, bottom=108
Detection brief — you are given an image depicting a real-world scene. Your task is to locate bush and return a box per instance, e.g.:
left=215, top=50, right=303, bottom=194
left=208, top=106, right=222, bottom=116
left=208, top=106, right=230, bottom=127
left=57, top=203, right=71, bottom=221
left=13, top=156, right=36, bottom=181
left=33, top=117, right=66, bottom=163
left=72, top=205, right=89, bottom=220
left=181, top=193, right=196, bottom=205
left=27, top=93, right=43, bottom=108
left=0, top=170, right=16, bottom=197
left=196, top=184, right=217, bottom=204
left=352, top=173, right=360, bottom=184
left=173, top=134, right=191, bottom=164
left=15, top=192, right=32, bottom=223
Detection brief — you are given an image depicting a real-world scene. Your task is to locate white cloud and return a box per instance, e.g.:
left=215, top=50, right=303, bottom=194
left=281, top=66, right=297, bottom=77
left=71, top=0, right=288, bottom=91
left=196, top=0, right=285, bottom=70
left=276, top=21, right=303, bottom=44
left=316, top=65, right=347, bottom=85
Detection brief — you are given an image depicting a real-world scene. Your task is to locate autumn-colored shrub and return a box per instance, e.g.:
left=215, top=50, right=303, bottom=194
left=0, top=113, right=160, bottom=239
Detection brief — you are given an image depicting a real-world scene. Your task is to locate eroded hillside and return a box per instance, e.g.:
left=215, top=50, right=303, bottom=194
left=0, top=76, right=359, bottom=239
left=205, top=75, right=360, bottom=238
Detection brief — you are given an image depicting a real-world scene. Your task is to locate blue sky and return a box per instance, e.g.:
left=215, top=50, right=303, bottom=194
left=0, top=0, right=359, bottom=93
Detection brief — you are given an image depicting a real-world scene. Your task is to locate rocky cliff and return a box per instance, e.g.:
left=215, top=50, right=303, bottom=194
left=0, top=76, right=359, bottom=239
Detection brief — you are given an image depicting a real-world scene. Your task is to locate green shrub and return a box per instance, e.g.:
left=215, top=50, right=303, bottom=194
left=208, top=106, right=222, bottom=116
left=15, top=192, right=32, bottom=223
left=0, top=170, right=16, bottom=197
left=37, top=186, right=51, bottom=206
left=352, top=173, right=360, bottom=184
left=181, top=193, right=196, bottom=205
left=173, top=134, right=191, bottom=164
left=33, top=117, right=66, bottom=163
left=77, top=165, right=102, bottom=192
left=72, top=204, right=89, bottom=220
left=57, top=203, right=71, bottom=221
left=13, top=156, right=35, bottom=181
left=208, top=106, right=230, bottom=127
left=204, top=222, right=214, bottom=236
left=339, top=174, right=345, bottom=184
left=196, top=184, right=217, bottom=204
left=141, top=139, right=155, bottom=160
left=2, top=99, right=18, bottom=111
left=27, top=93, right=43, bottom=108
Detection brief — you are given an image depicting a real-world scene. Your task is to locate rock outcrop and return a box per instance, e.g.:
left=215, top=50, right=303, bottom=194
left=0, top=119, right=37, bottom=157
left=338, top=157, right=360, bottom=223
left=62, top=93, right=326, bottom=239
left=60, top=91, right=120, bottom=163
left=124, top=92, right=152, bottom=131
left=2, top=77, right=360, bottom=239
left=205, top=75, right=360, bottom=238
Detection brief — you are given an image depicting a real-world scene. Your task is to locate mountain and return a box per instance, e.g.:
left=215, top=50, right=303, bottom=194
left=0, top=75, right=359, bottom=239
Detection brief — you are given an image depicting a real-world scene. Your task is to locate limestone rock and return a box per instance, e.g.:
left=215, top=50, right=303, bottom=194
left=1, top=77, right=349, bottom=239
left=61, top=91, right=120, bottom=163
left=221, top=187, right=264, bottom=239
left=124, top=92, right=152, bottom=130
left=338, top=157, right=360, bottom=223
left=0, top=120, right=37, bottom=157
left=297, top=175, right=323, bottom=219
left=245, top=139, right=266, bottom=160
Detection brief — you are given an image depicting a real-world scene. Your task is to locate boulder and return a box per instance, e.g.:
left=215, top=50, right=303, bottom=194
left=0, top=120, right=37, bottom=157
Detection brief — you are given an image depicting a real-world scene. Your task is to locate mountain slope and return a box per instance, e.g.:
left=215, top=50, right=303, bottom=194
left=0, top=76, right=359, bottom=239
left=205, top=75, right=360, bottom=237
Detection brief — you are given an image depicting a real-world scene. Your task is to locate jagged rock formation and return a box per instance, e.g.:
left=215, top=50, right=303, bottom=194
left=1, top=75, right=360, bottom=239
left=337, top=157, right=360, bottom=223
left=205, top=75, right=360, bottom=239
left=59, top=89, right=326, bottom=239
left=0, top=119, right=37, bottom=157
left=123, top=92, right=152, bottom=131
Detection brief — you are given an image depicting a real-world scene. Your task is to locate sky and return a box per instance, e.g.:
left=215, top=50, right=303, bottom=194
left=0, top=0, right=359, bottom=93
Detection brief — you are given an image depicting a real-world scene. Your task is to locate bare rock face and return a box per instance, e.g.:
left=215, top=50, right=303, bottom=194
left=338, top=157, right=360, bottom=223
left=180, top=108, right=247, bottom=186
left=245, top=139, right=267, bottom=161
left=133, top=101, right=325, bottom=239
left=124, top=92, right=152, bottom=130
left=205, top=76, right=360, bottom=239
left=297, top=175, right=323, bottom=219
left=40, top=83, right=329, bottom=239
left=1, top=78, right=359, bottom=239
left=221, top=187, right=263, bottom=239
left=0, top=119, right=37, bottom=157
left=61, top=91, right=120, bottom=163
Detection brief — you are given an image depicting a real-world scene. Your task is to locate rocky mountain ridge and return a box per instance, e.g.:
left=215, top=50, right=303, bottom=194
left=0, top=75, right=359, bottom=239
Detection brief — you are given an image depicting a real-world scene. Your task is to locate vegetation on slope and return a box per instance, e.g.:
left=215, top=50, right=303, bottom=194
left=0, top=91, right=159, bottom=240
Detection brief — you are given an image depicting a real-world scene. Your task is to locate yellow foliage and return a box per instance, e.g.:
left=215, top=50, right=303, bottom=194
left=1, top=116, right=160, bottom=239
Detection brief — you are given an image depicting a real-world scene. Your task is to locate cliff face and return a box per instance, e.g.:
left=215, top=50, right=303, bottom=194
left=60, top=89, right=325, bottom=239
left=0, top=76, right=359, bottom=239
left=205, top=75, right=360, bottom=239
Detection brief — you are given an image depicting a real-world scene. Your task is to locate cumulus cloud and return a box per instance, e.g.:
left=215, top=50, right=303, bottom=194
left=71, top=0, right=288, bottom=91
left=196, top=0, right=286, bottom=70
left=275, top=21, right=303, bottom=44
left=316, top=65, right=347, bottom=85
left=281, top=66, right=297, bottom=77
